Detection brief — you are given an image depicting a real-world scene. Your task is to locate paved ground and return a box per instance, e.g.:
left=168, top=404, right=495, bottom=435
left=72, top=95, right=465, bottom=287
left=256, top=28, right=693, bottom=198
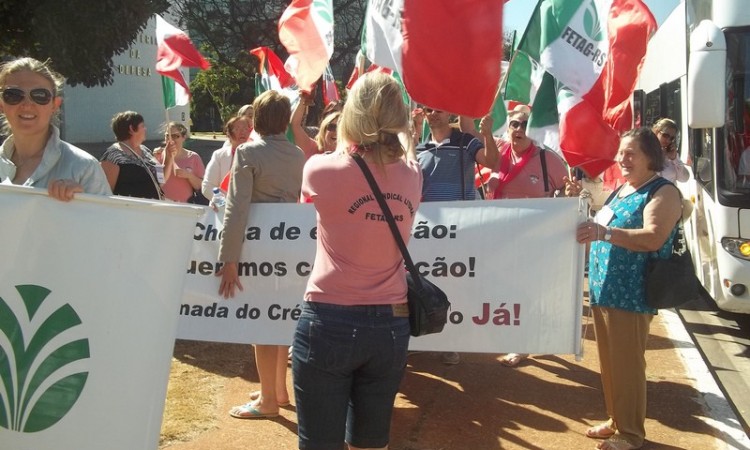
left=160, top=305, right=747, bottom=450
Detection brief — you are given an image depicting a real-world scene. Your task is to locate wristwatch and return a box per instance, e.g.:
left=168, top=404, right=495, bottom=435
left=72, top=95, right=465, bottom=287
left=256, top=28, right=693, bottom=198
left=604, top=227, right=612, bottom=241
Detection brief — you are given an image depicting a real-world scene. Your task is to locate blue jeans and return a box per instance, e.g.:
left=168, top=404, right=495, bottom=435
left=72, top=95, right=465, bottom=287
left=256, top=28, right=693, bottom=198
left=292, top=301, right=410, bottom=450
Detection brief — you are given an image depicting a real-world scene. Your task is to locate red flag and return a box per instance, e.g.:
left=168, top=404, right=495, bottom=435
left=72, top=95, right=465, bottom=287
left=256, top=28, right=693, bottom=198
left=155, top=14, right=210, bottom=94
left=346, top=63, right=392, bottom=90
left=400, top=0, right=503, bottom=116
left=249, top=46, right=295, bottom=91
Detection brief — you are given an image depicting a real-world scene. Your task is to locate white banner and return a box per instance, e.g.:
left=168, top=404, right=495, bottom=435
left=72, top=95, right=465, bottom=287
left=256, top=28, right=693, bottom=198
left=179, top=198, right=587, bottom=354
left=0, top=186, right=202, bottom=450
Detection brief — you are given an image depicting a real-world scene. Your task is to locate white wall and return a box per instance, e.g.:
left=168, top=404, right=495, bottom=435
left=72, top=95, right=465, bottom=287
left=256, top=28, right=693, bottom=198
left=60, top=16, right=190, bottom=144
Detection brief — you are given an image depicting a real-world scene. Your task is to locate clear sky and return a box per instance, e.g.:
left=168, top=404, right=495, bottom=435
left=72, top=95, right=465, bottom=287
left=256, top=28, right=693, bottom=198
left=503, top=0, right=681, bottom=35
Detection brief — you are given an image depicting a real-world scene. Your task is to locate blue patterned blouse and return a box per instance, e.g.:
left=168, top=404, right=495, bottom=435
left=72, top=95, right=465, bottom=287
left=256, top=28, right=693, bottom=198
left=588, top=178, right=677, bottom=314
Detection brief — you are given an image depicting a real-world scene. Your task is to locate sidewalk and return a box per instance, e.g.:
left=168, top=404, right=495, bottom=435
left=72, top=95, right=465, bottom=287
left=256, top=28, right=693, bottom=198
left=160, top=305, right=745, bottom=450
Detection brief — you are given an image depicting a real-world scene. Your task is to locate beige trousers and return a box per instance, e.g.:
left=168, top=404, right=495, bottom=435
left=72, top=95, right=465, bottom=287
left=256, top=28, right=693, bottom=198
left=593, top=306, right=653, bottom=447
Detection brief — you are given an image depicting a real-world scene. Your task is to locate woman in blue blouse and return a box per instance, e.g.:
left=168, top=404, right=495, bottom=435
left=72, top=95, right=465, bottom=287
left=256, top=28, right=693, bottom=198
left=574, top=128, right=682, bottom=450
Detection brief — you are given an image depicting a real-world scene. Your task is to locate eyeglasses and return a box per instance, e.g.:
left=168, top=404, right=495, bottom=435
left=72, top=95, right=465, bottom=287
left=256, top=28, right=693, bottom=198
left=168, top=133, right=183, bottom=139
left=509, top=120, right=528, bottom=130
left=423, top=107, right=443, bottom=114
left=660, top=131, right=676, bottom=142
left=326, top=123, right=337, bottom=133
left=1, top=87, right=54, bottom=106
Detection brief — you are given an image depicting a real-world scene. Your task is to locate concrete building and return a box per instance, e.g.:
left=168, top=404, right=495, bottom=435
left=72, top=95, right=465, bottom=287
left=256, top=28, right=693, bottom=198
left=60, top=15, right=190, bottom=144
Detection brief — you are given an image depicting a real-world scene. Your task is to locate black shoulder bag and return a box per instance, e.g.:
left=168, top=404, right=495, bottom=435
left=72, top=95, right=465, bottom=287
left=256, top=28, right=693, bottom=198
left=352, top=154, right=451, bottom=336
left=643, top=179, right=701, bottom=309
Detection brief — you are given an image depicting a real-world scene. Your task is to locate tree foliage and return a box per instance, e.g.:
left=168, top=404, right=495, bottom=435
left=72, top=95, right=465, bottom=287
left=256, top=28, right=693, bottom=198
left=191, top=47, right=251, bottom=125
left=0, top=0, right=171, bottom=87
left=171, top=0, right=367, bottom=81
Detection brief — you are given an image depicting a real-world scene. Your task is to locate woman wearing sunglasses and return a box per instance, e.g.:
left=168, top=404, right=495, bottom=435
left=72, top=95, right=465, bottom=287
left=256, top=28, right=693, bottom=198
left=0, top=57, right=111, bottom=200
left=652, top=118, right=689, bottom=183
left=154, top=121, right=206, bottom=203
left=290, top=91, right=341, bottom=160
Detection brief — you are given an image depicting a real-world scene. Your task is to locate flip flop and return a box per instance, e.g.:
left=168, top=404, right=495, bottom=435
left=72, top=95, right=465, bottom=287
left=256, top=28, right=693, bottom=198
left=586, top=422, right=616, bottom=439
left=500, top=353, right=527, bottom=367
left=248, top=390, right=290, bottom=407
left=229, top=402, right=279, bottom=419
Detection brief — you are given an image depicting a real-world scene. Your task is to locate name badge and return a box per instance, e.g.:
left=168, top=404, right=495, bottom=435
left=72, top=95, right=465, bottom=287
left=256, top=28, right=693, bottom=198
left=155, top=164, right=166, bottom=184
left=594, top=205, right=614, bottom=226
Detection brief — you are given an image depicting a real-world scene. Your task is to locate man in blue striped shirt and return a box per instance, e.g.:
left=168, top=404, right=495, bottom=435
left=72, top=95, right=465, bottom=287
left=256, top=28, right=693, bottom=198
left=416, top=107, right=497, bottom=202
left=414, top=107, right=497, bottom=364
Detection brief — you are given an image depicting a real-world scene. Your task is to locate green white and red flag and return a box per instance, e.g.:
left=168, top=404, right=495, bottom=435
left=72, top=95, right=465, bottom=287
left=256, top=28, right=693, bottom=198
left=278, top=0, right=334, bottom=93
left=364, top=0, right=504, bottom=117
left=513, top=0, right=656, bottom=177
left=154, top=14, right=210, bottom=108
left=249, top=46, right=295, bottom=96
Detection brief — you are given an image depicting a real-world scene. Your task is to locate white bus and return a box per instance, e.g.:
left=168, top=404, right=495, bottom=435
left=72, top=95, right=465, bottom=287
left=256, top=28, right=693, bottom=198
left=636, top=0, right=750, bottom=313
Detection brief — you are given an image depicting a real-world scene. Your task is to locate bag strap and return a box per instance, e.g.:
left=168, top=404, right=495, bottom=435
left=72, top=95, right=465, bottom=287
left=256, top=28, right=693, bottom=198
left=458, top=133, right=467, bottom=200
left=540, top=148, right=550, bottom=194
left=351, top=153, right=423, bottom=290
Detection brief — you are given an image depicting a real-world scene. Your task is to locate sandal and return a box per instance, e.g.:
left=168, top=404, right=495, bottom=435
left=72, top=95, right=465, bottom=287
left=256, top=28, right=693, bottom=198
left=586, top=422, right=616, bottom=439
left=500, top=353, right=527, bottom=367
left=229, top=402, right=279, bottom=419
left=248, top=390, right=290, bottom=407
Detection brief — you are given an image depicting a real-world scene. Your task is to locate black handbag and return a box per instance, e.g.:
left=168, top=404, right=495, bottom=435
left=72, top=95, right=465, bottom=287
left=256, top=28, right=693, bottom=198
left=352, top=154, right=451, bottom=336
left=187, top=189, right=210, bottom=205
left=646, top=223, right=702, bottom=309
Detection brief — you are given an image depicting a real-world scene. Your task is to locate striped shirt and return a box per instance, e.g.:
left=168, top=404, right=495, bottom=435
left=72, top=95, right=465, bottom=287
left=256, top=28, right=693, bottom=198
left=417, top=130, right=483, bottom=201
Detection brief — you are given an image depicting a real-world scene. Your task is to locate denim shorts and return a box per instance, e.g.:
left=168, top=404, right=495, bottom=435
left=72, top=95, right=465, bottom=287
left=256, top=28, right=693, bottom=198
left=292, top=301, right=411, bottom=450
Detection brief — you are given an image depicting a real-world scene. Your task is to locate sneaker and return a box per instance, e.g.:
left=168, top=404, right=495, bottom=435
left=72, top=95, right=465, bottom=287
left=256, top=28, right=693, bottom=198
left=441, top=351, right=460, bottom=365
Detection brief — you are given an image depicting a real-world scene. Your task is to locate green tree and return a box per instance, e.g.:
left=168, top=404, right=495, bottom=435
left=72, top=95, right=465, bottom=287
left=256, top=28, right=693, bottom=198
left=191, top=47, right=253, bottom=125
left=0, top=0, right=170, bottom=87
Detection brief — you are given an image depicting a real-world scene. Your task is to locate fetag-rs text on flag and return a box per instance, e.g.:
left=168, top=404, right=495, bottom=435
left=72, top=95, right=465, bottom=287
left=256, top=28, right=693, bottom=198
left=0, top=185, right=203, bottom=450
left=364, top=0, right=504, bottom=117
left=516, top=0, right=656, bottom=177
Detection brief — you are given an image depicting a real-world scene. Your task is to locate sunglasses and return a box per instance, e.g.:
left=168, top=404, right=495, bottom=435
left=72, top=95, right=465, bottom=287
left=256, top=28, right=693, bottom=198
left=509, top=120, right=528, bottom=130
left=660, top=131, right=676, bottom=142
left=168, top=133, right=183, bottom=139
left=1, top=87, right=54, bottom=106
left=326, top=123, right=337, bottom=133
left=423, top=107, right=443, bottom=114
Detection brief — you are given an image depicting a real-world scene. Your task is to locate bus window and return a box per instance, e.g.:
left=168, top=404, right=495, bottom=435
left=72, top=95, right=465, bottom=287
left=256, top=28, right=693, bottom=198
left=719, top=29, right=750, bottom=201
left=694, top=129, right=715, bottom=197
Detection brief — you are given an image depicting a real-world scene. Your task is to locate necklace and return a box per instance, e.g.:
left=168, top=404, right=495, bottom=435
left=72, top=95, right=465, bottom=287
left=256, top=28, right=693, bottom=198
left=627, top=173, right=658, bottom=191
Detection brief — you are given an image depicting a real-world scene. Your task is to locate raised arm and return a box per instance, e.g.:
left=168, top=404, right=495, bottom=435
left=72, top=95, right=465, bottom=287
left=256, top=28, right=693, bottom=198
left=474, top=115, right=499, bottom=170
left=290, top=93, right=319, bottom=158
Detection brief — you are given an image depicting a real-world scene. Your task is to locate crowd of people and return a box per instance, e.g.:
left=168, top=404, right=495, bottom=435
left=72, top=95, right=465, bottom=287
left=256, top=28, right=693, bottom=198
left=0, top=56, right=693, bottom=450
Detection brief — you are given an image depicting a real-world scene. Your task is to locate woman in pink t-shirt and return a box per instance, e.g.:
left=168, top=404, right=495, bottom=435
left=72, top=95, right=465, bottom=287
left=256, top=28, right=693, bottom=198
left=155, top=122, right=205, bottom=203
left=292, top=72, right=422, bottom=450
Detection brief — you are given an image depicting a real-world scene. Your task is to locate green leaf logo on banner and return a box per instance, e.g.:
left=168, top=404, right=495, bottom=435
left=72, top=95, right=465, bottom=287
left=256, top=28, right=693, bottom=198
left=583, top=1, right=604, bottom=42
left=0, top=285, right=90, bottom=432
